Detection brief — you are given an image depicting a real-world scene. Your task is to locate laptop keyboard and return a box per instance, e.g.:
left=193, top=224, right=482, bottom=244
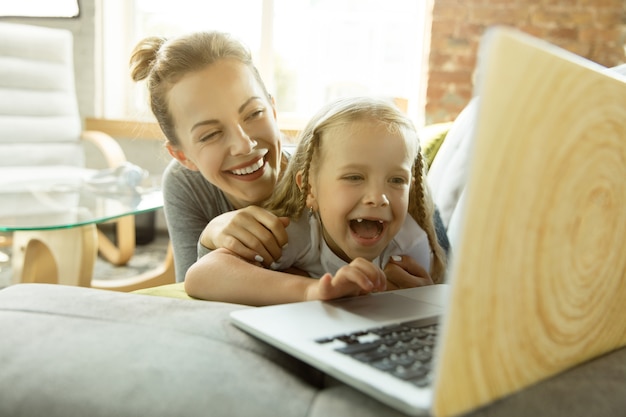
left=315, top=317, right=439, bottom=388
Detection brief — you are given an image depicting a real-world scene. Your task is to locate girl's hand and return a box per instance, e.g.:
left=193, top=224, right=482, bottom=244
left=384, top=255, right=434, bottom=290
left=306, top=258, right=387, bottom=301
left=200, top=206, right=289, bottom=266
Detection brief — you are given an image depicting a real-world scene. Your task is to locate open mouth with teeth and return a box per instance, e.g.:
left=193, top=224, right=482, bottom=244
left=349, top=218, right=385, bottom=240
left=230, top=156, right=266, bottom=176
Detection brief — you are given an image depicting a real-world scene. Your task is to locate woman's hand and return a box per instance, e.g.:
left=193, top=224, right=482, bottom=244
left=200, top=206, right=289, bottom=266
left=306, top=258, right=387, bottom=301
left=383, top=255, right=433, bottom=290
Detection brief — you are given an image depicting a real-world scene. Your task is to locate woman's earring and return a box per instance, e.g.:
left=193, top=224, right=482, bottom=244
left=308, top=206, right=314, bottom=217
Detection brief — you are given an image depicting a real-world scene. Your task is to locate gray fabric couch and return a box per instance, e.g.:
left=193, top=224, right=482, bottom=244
left=1, top=283, right=625, bottom=417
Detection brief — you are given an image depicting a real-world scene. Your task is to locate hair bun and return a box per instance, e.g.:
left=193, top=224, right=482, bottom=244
left=129, top=36, right=167, bottom=82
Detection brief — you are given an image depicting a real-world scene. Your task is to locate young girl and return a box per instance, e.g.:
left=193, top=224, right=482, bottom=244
left=185, top=97, right=447, bottom=305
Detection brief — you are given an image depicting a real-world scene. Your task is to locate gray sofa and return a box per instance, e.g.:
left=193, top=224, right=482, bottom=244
left=1, top=283, right=625, bottom=417
left=2, top=95, right=626, bottom=416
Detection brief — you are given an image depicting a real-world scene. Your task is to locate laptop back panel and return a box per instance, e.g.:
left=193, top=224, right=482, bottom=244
left=431, top=27, right=626, bottom=417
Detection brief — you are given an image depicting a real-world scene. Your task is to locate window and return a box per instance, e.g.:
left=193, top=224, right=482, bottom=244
left=97, top=0, right=430, bottom=128
left=0, top=0, right=79, bottom=17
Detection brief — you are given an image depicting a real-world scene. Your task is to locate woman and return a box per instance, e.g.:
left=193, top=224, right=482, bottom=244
left=130, top=31, right=289, bottom=281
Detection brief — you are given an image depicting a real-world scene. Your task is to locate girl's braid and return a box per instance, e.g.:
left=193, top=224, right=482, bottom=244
left=296, top=131, right=318, bottom=217
left=411, top=148, right=446, bottom=283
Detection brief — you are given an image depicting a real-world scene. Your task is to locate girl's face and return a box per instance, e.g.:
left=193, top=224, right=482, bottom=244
left=167, top=59, right=282, bottom=209
left=303, top=120, right=416, bottom=262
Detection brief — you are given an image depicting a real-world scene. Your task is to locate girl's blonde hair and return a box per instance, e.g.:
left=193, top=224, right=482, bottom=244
left=129, top=31, right=271, bottom=147
left=265, top=96, right=447, bottom=283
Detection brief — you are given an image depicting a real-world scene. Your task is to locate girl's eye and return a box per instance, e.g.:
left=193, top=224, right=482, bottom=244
left=343, top=175, right=363, bottom=182
left=390, top=177, right=409, bottom=185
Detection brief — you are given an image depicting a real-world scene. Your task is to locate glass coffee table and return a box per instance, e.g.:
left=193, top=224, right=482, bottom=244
left=0, top=170, right=174, bottom=291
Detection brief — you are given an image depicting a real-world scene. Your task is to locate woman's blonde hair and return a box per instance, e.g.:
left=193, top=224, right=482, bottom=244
left=265, top=96, right=447, bottom=283
left=129, top=31, right=271, bottom=147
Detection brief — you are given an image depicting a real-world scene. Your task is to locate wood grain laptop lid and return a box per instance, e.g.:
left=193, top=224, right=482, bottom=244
left=431, top=27, right=626, bottom=417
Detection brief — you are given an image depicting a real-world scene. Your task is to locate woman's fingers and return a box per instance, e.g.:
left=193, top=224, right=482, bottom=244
left=228, top=217, right=285, bottom=264
left=201, top=206, right=289, bottom=265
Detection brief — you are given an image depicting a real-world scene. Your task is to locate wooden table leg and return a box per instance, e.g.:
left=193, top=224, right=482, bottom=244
left=12, top=225, right=98, bottom=287
left=11, top=225, right=173, bottom=292
left=91, top=241, right=175, bottom=292
left=97, top=215, right=136, bottom=266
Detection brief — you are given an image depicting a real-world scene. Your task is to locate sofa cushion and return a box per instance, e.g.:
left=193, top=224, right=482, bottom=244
left=133, top=281, right=192, bottom=299
left=1, top=283, right=626, bottom=417
left=0, top=284, right=324, bottom=417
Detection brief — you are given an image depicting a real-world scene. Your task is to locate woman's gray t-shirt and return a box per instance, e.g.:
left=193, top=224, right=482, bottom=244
left=162, top=159, right=234, bottom=282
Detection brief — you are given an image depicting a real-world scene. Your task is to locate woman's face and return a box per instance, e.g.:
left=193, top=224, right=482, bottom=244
left=167, top=59, right=282, bottom=208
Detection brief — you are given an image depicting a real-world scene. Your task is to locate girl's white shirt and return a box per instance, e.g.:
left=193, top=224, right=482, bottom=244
left=271, top=212, right=431, bottom=278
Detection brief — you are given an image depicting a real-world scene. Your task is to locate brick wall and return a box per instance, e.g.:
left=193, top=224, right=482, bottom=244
left=425, top=0, right=626, bottom=124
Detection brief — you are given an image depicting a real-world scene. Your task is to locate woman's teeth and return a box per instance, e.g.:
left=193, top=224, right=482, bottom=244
left=231, top=157, right=264, bottom=176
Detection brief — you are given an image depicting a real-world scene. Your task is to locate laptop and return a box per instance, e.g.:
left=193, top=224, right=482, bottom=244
left=230, top=26, right=626, bottom=417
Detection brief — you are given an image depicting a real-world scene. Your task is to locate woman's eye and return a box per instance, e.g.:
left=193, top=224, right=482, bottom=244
left=199, top=131, right=221, bottom=143
left=246, top=109, right=265, bottom=121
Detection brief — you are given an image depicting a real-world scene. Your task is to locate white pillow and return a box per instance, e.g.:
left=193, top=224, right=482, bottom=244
left=427, top=97, right=479, bottom=234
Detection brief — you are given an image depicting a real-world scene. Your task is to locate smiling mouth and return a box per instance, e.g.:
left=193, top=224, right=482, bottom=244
left=229, top=156, right=265, bottom=176
left=349, top=218, right=385, bottom=239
